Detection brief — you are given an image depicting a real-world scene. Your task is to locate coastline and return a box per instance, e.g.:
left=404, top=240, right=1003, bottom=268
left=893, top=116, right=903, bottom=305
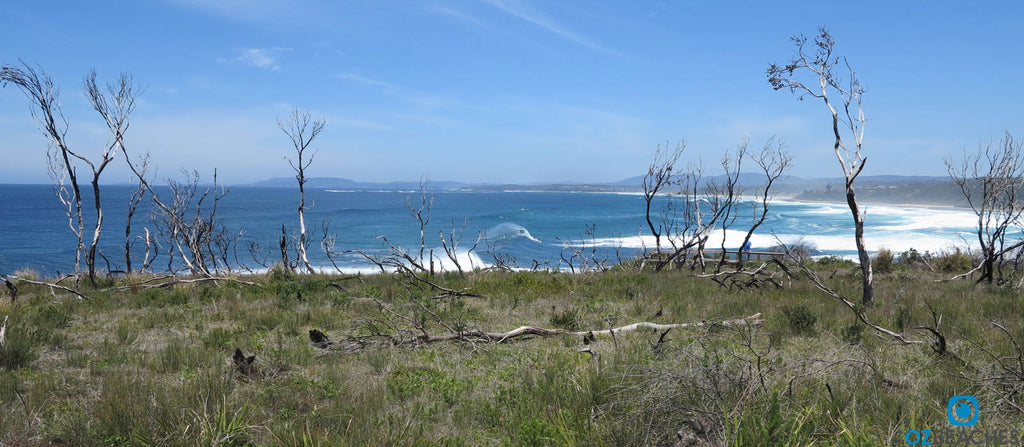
left=774, top=194, right=969, bottom=212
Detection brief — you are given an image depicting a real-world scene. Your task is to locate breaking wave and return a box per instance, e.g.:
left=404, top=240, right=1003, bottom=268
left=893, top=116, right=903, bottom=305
left=485, top=223, right=541, bottom=243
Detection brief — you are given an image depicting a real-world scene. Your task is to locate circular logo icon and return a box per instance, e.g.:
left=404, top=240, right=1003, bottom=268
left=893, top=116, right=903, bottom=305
left=947, top=395, right=979, bottom=427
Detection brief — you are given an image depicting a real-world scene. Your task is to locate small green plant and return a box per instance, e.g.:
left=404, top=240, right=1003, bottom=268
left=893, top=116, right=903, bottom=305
left=549, top=307, right=581, bottom=331
left=386, top=367, right=467, bottom=406
left=894, top=305, right=911, bottom=332
left=728, top=391, right=816, bottom=446
left=202, top=327, right=235, bottom=349
left=780, top=304, right=817, bottom=336
left=114, top=320, right=140, bottom=345
left=186, top=397, right=255, bottom=447
left=841, top=322, right=864, bottom=344
left=0, top=318, right=38, bottom=370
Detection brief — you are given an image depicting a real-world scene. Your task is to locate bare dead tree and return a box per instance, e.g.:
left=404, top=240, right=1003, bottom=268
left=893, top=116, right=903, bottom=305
left=945, top=132, right=1024, bottom=284
left=320, top=219, right=345, bottom=273
left=737, top=137, right=792, bottom=270
left=135, top=168, right=236, bottom=277
left=279, top=107, right=325, bottom=274
left=439, top=218, right=483, bottom=276
left=2, top=62, right=85, bottom=279
left=557, top=224, right=612, bottom=273
left=406, top=177, right=434, bottom=272
left=3, top=64, right=144, bottom=284
left=658, top=158, right=740, bottom=273
left=768, top=28, right=874, bottom=306
left=484, top=239, right=519, bottom=271
left=124, top=159, right=150, bottom=273
left=45, top=150, right=83, bottom=274
left=85, top=71, right=142, bottom=277
left=642, top=141, right=685, bottom=253
left=713, top=140, right=747, bottom=273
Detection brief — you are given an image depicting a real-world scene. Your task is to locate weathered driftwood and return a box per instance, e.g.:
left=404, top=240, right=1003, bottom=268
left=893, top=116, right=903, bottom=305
left=311, top=314, right=763, bottom=352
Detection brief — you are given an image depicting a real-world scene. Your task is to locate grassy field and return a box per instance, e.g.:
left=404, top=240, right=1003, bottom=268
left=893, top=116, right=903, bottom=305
left=0, top=261, right=1022, bottom=446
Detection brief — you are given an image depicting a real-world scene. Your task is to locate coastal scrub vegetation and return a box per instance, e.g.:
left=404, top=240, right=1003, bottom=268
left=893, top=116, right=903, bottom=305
left=3, top=27, right=1024, bottom=446
left=1, top=265, right=1023, bottom=445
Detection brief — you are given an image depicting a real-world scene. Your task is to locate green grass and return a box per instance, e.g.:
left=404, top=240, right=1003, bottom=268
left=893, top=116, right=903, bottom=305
left=0, top=265, right=1022, bottom=445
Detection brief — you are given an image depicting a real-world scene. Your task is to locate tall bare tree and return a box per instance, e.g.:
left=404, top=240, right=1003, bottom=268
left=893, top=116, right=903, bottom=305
left=642, top=141, right=685, bottom=253
left=768, top=28, right=874, bottom=306
left=736, top=137, right=792, bottom=270
left=945, top=132, right=1024, bottom=284
left=641, top=141, right=748, bottom=273
left=2, top=62, right=85, bottom=277
left=713, top=140, right=747, bottom=272
left=84, top=70, right=140, bottom=279
left=279, top=108, right=325, bottom=274
left=2, top=63, right=140, bottom=283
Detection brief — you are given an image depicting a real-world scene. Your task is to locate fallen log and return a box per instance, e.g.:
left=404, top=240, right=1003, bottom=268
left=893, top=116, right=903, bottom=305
left=312, top=313, right=763, bottom=351
left=3, top=275, right=89, bottom=300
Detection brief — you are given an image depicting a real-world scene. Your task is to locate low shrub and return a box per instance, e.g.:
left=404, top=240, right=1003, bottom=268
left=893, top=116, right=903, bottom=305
left=872, top=248, right=894, bottom=274
left=933, top=248, right=975, bottom=273
left=0, top=318, right=38, bottom=370
left=780, top=304, right=816, bottom=336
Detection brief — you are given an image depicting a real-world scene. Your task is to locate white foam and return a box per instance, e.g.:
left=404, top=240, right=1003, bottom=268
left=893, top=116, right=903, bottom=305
left=486, top=223, right=542, bottom=243
left=583, top=200, right=991, bottom=256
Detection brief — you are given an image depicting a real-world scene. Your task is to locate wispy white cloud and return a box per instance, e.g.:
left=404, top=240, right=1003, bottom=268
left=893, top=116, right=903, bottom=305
left=482, top=0, right=619, bottom=55
left=234, top=48, right=288, bottom=70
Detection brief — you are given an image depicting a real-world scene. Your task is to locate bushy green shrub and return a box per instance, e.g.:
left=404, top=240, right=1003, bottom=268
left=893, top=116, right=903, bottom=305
left=841, top=323, right=864, bottom=344
left=872, top=248, right=894, bottom=274
left=549, top=307, right=581, bottom=331
left=781, top=305, right=816, bottom=336
left=815, top=255, right=855, bottom=267
left=933, top=249, right=975, bottom=273
left=897, top=248, right=927, bottom=269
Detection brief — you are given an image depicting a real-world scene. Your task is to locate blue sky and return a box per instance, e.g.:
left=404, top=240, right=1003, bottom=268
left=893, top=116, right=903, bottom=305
left=2, top=1, right=1023, bottom=185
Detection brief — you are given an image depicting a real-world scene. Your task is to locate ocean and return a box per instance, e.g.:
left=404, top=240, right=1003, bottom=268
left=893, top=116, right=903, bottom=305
left=0, top=184, right=981, bottom=276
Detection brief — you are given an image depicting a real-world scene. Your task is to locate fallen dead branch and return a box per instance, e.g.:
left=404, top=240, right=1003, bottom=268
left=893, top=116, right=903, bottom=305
left=1, top=274, right=90, bottom=300
left=310, top=313, right=763, bottom=353
left=106, top=276, right=258, bottom=291
left=696, top=259, right=794, bottom=290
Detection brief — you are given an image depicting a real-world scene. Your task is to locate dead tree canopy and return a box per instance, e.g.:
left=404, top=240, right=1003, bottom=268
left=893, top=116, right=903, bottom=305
left=2, top=62, right=143, bottom=284
left=945, top=132, right=1024, bottom=285
left=768, top=27, right=874, bottom=307
left=2, top=62, right=86, bottom=279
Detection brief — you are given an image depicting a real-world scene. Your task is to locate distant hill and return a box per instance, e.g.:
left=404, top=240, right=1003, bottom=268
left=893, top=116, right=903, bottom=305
left=244, top=174, right=975, bottom=206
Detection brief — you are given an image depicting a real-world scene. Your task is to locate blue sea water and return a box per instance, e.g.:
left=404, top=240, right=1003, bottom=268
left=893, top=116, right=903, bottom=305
left=0, top=184, right=980, bottom=276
